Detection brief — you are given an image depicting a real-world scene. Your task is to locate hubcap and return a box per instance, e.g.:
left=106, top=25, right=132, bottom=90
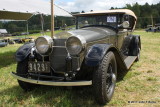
left=106, top=63, right=115, bottom=93
left=111, top=73, right=116, bottom=83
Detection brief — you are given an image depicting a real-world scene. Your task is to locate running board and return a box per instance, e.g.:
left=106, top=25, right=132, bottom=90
left=124, top=56, right=137, bottom=69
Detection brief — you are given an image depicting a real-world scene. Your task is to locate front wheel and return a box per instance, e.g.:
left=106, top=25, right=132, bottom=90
left=93, top=51, right=117, bottom=105
left=16, top=59, right=37, bottom=91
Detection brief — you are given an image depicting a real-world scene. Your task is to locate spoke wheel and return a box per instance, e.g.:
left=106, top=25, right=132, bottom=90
left=93, top=51, right=117, bottom=105
left=106, top=64, right=116, bottom=94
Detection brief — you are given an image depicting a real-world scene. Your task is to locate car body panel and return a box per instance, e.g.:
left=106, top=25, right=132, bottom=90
left=85, top=44, right=113, bottom=66
left=13, top=9, right=141, bottom=87
left=15, top=43, right=35, bottom=62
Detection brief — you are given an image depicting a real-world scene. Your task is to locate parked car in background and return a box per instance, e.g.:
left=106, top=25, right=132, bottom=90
left=3, top=38, right=15, bottom=44
left=0, top=39, right=8, bottom=47
left=12, top=38, right=23, bottom=44
left=145, top=25, right=157, bottom=32
left=12, top=37, right=34, bottom=44
left=21, top=37, right=34, bottom=43
left=12, top=9, right=141, bottom=104
left=155, top=23, right=160, bottom=32
left=21, top=32, right=29, bottom=35
left=156, top=26, right=160, bottom=32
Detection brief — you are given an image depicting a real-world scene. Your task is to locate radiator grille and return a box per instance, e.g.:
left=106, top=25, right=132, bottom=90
left=49, top=39, right=79, bottom=73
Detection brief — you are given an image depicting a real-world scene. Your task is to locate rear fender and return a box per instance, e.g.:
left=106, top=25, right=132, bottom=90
left=134, top=35, right=141, bottom=49
left=15, top=43, right=35, bottom=62
left=128, top=35, right=141, bottom=56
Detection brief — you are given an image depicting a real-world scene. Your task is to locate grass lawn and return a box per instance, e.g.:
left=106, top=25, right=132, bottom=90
left=0, top=30, right=159, bottom=106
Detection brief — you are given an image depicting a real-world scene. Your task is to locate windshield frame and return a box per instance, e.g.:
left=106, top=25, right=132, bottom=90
left=75, top=14, right=119, bottom=30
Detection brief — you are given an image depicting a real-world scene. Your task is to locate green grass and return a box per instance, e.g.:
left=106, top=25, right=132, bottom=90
left=0, top=30, right=160, bottom=106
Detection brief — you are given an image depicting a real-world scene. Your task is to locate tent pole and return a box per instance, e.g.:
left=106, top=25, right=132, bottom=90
left=26, top=21, right=29, bottom=38
left=40, top=14, right=44, bottom=35
left=51, top=0, right=54, bottom=38
left=151, top=15, right=154, bottom=27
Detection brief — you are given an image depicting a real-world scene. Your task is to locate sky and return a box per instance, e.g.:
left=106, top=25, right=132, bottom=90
left=0, top=0, right=160, bottom=13
left=54, top=0, right=160, bottom=12
left=0, top=0, right=72, bottom=16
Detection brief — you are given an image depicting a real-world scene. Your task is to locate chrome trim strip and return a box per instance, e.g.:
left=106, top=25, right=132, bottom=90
left=52, top=46, right=66, bottom=48
left=11, top=72, right=92, bottom=86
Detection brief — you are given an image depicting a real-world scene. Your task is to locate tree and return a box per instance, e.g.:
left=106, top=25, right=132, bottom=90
left=81, top=10, right=85, bottom=13
left=123, top=2, right=160, bottom=28
left=125, top=4, right=132, bottom=9
left=110, top=7, right=114, bottom=10
left=8, top=24, right=18, bottom=33
left=132, top=2, right=140, bottom=17
left=0, top=22, right=2, bottom=29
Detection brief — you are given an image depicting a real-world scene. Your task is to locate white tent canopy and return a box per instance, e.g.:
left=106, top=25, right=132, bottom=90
left=0, top=0, right=72, bottom=20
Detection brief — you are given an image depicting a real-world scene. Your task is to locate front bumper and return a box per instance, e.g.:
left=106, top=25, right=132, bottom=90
left=11, top=72, right=92, bottom=86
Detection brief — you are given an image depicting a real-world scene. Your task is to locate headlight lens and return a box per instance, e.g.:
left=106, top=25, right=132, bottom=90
left=66, top=36, right=86, bottom=55
left=35, top=36, right=53, bottom=55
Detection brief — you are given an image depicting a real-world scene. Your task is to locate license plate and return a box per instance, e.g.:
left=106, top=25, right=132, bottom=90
left=28, top=61, right=50, bottom=73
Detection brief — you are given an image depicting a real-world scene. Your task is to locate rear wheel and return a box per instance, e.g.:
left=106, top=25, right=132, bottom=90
left=16, top=59, right=37, bottom=91
left=130, top=37, right=141, bottom=62
left=133, top=45, right=140, bottom=62
left=135, top=48, right=140, bottom=62
left=93, top=52, right=117, bottom=105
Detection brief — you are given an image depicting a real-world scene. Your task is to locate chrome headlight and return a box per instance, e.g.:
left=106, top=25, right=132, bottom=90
left=35, top=36, right=53, bottom=55
left=66, top=36, right=86, bottom=56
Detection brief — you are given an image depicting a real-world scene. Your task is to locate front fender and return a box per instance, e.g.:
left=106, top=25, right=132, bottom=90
left=15, top=43, right=35, bottom=62
left=85, top=44, right=112, bottom=66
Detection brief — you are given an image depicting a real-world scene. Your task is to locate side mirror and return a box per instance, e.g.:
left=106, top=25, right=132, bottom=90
left=122, top=21, right=130, bottom=28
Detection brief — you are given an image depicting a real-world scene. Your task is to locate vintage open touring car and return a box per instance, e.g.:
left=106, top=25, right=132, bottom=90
left=12, top=9, right=141, bottom=104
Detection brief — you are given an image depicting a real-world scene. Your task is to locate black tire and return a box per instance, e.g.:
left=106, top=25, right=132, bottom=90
left=131, top=37, right=141, bottom=62
left=16, top=59, right=37, bottom=91
left=135, top=48, right=140, bottom=62
left=93, top=51, right=117, bottom=105
left=132, top=42, right=140, bottom=62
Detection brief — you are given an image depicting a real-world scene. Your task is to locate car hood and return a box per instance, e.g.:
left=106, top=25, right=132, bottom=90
left=55, top=27, right=116, bottom=43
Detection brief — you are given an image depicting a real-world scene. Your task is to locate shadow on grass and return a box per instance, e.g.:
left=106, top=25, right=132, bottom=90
left=0, top=51, right=16, bottom=69
left=117, top=70, right=129, bottom=82
left=1, top=85, right=102, bottom=107
left=116, top=65, right=142, bottom=82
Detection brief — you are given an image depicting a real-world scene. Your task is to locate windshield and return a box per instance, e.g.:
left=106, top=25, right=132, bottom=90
left=77, top=15, right=117, bottom=29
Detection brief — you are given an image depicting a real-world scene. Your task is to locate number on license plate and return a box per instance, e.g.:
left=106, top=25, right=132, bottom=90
left=28, top=62, right=50, bottom=73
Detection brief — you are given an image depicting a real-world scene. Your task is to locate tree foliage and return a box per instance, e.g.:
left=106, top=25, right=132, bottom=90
left=112, top=2, right=160, bottom=28
left=0, top=15, right=74, bottom=33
